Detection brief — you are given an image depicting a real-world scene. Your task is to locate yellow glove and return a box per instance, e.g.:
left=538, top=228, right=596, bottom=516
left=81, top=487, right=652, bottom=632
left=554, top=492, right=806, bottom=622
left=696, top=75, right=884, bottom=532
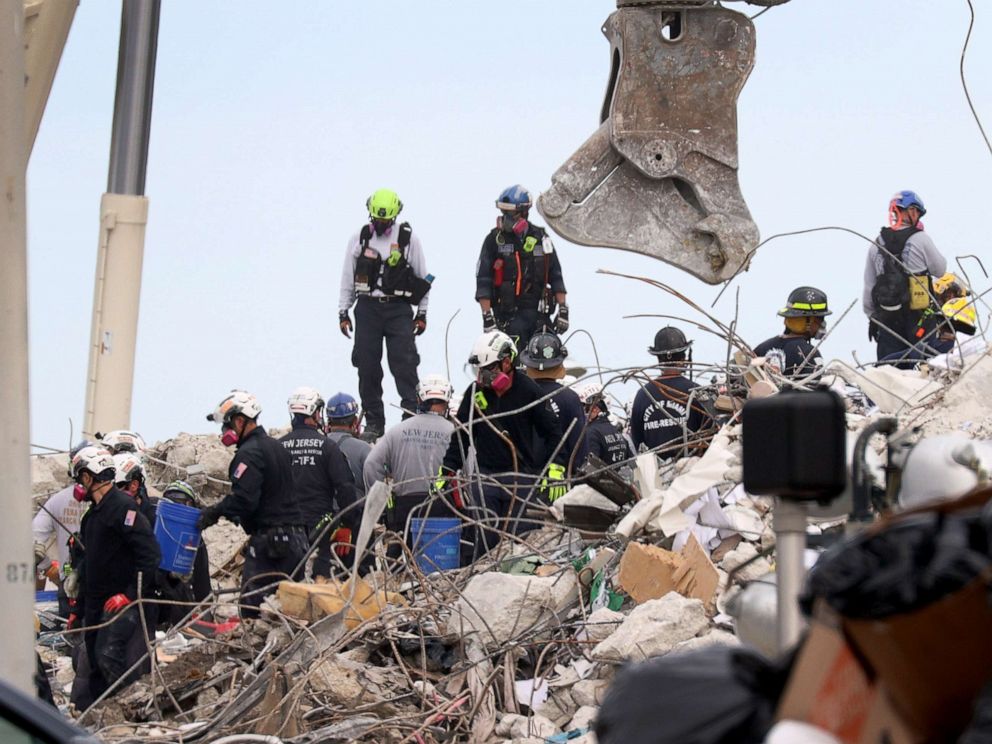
left=542, top=463, right=567, bottom=503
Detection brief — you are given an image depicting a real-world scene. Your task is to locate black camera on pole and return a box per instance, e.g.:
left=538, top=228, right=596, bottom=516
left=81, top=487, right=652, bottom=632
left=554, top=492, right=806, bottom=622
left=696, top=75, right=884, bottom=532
left=742, top=388, right=847, bottom=502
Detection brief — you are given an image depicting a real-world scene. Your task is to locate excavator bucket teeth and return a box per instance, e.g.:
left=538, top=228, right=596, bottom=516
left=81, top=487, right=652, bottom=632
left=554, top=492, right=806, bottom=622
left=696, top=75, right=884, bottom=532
left=538, top=5, right=759, bottom=284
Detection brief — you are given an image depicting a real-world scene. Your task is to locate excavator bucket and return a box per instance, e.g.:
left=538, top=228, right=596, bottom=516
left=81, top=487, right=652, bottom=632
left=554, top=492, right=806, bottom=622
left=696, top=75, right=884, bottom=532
left=538, top=3, right=759, bottom=284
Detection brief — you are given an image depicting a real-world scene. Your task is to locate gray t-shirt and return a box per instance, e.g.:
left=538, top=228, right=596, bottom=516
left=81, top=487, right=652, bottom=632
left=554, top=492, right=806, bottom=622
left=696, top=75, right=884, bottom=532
left=326, top=430, right=371, bottom=495
left=363, top=413, right=454, bottom=497
left=862, top=228, right=946, bottom=316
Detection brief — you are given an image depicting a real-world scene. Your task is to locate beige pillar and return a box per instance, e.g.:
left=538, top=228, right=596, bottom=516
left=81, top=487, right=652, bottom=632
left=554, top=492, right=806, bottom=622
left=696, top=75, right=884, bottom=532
left=83, top=193, right=150, bottom=435
left=0, top=0, right=36, bottom=693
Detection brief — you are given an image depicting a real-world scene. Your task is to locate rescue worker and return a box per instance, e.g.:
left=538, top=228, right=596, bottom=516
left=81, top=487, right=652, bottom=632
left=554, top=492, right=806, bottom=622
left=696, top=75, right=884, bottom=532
left=440, top=331, right=564, bottom=550
left=752, top=286, right=830, bottom=378
left=68, top=445, right=160, bottom=708
left=197, top=390, right=306, bottom=618
left=99, top=429, right=146, bottom=456
left=325, top=392, right=372, bottom=494
left=156, top=480, right=213, bottom=627
left=476, top=184, right=568, bottom=350
left=520, top=332, right=588, bottom=469
left=630, top=327, right=714, bottom=459
left=863, top=190, right=947, bottom=361
left=576, top=382, right=634, bottom=467
left=112, top=452, right=156, bottom=526
left=338, top=189, right=432, bottom=440
left=364, top=374, right=456, bottom=550
left=279, top=387, right=361, bottom=577
left=878, top=293, right=978, bottom=365
left=33, top=447, right=90, bottom=619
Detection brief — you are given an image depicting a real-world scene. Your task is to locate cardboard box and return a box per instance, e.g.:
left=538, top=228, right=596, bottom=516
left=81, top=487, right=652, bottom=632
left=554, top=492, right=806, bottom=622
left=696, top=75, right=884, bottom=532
left=617, top=534, right=718, bottom=608
left=777, top=613, right=922, bottom=743
left=844, top=572, right=992, bottom=739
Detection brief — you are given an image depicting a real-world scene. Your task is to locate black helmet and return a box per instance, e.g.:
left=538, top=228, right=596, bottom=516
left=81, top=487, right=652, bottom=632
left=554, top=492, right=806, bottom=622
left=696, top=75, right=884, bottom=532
left=520, top=331, right=567, bottom=371
left=778, top=286, right=832, bottom=318
left=648, top=326, right=691, bottom=359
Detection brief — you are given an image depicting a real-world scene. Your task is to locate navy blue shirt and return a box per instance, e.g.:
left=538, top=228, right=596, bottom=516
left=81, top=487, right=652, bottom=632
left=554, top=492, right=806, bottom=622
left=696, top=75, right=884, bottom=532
left=630, top=375, right=713, bottom=458
left=533, top=378, right=588, bottom=468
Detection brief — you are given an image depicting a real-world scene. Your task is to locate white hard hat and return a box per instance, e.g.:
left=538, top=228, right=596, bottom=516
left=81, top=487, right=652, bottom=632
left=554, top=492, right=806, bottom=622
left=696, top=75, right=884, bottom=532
left=417, top=373, right=453, bottom=404
left=468, top=330, right=517, bottom=372
left=112, top=452, right=144, bottom=486
left=287, top=386, right=325, bottom=418
left=576, top=381, right=604, bottom=405
left=101, top=429, right=146, bottom=455
left=207, top=389, right=262, bottom=426
left=899, top=433, right=992, bottom=509
left=70, top=445, right=116, bottom=480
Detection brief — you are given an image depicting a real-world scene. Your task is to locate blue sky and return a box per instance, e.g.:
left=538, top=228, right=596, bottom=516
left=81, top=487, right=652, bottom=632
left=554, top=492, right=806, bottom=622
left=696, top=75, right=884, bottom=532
left=26, top=0, right=992, bottom=449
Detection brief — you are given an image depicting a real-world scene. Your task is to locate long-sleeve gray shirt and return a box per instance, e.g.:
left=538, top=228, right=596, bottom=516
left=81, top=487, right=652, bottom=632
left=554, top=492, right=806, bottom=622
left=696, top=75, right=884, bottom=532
left=327, top=430, right=372, bottom=495
left=862, top=228, right=946, bottom=316
left=363, top=412, right=454, bottom=496
left=338, top=225, right=429, bottom=314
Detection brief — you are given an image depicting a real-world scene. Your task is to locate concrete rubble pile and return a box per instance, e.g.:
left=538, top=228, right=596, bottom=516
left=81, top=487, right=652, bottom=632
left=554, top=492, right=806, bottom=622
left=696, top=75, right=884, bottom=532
left=29, top=344, right=992, bottom=742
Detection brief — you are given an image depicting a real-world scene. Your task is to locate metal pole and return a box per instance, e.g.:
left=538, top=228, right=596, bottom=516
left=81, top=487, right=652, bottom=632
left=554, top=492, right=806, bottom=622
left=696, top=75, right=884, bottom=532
left=107, top=0, right=159, bottom=196
left=0, top=0, right=37, bottom=693
left=83, top=0, right=160, bottom=435
left=774, top=498, right=808, bottom=652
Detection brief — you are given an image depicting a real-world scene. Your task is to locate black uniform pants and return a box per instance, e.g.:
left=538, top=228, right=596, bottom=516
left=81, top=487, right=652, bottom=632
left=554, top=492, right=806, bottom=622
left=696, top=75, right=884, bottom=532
left=470, top=474, right=543, bottom=557
left=353, top=297, right=420, bottom=431
left=73, top=602, right=152, bottom=708
left=241, top=528, right=307, bottom=619
left=872, top=309, right=924, bottom=363
left=497, top=306, right=551, bottom=353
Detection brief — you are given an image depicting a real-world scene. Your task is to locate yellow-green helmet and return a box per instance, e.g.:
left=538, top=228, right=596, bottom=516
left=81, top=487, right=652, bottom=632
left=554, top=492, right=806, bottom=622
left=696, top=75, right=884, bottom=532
left=366, top=188, right=403, bottom=220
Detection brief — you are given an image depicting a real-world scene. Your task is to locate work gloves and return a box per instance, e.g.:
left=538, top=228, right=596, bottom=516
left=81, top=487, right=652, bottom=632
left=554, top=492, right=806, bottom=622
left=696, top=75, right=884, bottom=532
left=541, top=463, right=567, bottom=503
left=331, top=527, right=353, bottom=558
left=102, top=593, right=131, bottom=616
left=554, top=304, right=570, bottom=334
left=868, top=319, right=879, bottom=342
left=432, top=466, right=464, bottom=509
left=196, top=505, right=221, bottom=532
left=339, top=310, right=353, bottom=339
left=482, top=308, right=497, bottom=332
left=414, top=311, right=427, bottom=336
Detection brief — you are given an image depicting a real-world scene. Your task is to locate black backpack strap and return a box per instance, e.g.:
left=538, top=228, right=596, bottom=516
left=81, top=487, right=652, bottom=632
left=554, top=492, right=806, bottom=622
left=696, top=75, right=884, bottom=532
left=397, top=222, right=412, bottom=252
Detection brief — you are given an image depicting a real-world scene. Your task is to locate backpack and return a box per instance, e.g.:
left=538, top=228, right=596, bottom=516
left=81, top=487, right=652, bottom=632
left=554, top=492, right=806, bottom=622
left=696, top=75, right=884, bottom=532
left=871, top=227, right=920, bottom=313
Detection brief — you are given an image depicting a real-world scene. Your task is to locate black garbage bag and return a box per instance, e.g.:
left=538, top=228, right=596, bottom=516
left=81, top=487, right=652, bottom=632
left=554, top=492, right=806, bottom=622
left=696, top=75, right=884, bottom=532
left=801, top=509, right=992, bottom=619
left=595, top=646, right=789, bottom=744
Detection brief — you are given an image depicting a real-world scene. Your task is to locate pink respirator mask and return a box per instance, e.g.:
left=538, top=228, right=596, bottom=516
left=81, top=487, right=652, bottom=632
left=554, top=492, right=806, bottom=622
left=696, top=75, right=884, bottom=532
left=220, top=427, right=240, bottom=447
left=479, top=366, right=512, bottom=395
left=72, top=483, right=88, bottom=502
left=498, top=214, right=528, bottom=238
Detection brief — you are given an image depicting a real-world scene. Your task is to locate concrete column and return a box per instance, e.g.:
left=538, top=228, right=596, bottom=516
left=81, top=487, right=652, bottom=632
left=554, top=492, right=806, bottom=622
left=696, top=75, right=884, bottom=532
left=83, top=193, right=150, bottom=435
left=0, top=0, right=37, bottom=693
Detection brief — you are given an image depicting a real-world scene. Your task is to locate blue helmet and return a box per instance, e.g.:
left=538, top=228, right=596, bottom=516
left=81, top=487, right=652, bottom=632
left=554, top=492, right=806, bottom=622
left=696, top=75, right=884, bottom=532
left=891, top=190, right=926, bottom=216
left=326, top=392, right=359, bottom=420
left=496, top=184, right=533, bottom=212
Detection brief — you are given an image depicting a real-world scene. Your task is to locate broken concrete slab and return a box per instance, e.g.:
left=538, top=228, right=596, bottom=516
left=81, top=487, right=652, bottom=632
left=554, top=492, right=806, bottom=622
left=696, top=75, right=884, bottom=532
left=571, top=677, right=609, bottom=708
left=446, top=571, right=578, bottom=649
left=577, top=607, right=625, bottom=644
left=672, top=629, right=740, bottom=654
left=720, top=541, right=772, bottom=583
left=495, top=712, right=559, bottom=739
left=569, top=705, right=598, bottom=731
left=592, top=592, right=708, bottom=663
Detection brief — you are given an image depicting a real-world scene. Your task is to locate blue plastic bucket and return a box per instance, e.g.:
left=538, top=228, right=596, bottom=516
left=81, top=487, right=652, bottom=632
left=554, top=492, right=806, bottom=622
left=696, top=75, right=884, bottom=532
left=410, top=518, right=461, bottom=574
left=154, top=500, right=202, bottom=575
